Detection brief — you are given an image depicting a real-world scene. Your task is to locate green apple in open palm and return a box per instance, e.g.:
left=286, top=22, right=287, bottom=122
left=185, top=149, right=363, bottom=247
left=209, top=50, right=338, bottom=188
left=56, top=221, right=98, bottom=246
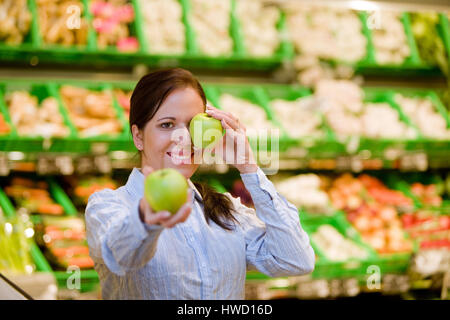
left=144, top=168, right=189, bottom=214
left=189, top=112, right=224, bottom=149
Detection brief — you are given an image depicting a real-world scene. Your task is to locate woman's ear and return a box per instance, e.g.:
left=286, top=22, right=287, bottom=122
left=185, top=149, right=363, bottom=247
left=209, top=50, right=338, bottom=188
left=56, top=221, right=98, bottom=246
left=131, top=124, right=144, bottom=151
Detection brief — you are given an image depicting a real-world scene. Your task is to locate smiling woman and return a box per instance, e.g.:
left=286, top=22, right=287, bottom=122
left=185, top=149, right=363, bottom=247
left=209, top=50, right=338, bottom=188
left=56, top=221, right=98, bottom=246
left=84, top=68, right=315, bottom=300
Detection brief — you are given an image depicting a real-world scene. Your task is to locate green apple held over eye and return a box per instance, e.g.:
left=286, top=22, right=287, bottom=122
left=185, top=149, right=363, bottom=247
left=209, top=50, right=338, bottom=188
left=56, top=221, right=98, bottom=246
left=144, top=168, right=189, bottom=214
left=189, top=112, right=224, bottom=149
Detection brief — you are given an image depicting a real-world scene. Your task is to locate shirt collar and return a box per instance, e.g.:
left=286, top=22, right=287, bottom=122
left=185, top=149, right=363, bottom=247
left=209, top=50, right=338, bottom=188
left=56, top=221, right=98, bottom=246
left=125, top=168, right=203, bottom=203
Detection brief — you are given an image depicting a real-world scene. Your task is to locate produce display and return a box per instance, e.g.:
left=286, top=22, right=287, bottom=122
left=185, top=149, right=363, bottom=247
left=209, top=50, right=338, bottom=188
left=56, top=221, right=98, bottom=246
left=235, top=0, right=280, bottom=57
left=4, top=177, right=64, bottom=216
left=59, top=85, right=122, bottom=137
left=393, top=93, right=450, bottom=140
left=5, top=91, right=69, bottom=138
left=311, top=224, right=370, bottom=261
left=139, top=0, right=186, bottom=55
left=218, top=93, right=278, bottom=135
left=37, top=0, right=89, bottom=46
left=189, top=0, right=233, bottom=56
left=90, top=0, right=138, bottom=52
left=273, top=173, right=332, bottom=215
left=0, top=212, right=35, bottom=275
left=270, top=96, right=324, bottom=139
left=401, top=209, right=450, bottom=250
left=372, top=12, right=411, bottom=65
left=327, top=173, right=414, bottom=255
left=34, top=216, right=94, bottom=270
left=285, top=5, right=367, bottom=63
left=0, top=0, right=32, bottom=45
left=69, top=176, right=118, bottom=206
left=113, top=88, right=131, bottom=119
left=0, top=113, right=10, bottom=134
left=315, top=80, right=417, bottom=139
left=410, top=182, right=443, bottom=207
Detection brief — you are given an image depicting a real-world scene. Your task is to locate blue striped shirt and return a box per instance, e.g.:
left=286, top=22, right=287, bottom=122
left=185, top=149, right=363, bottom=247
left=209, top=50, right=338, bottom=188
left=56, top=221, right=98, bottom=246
left=85, top=167, right=315, bottom=299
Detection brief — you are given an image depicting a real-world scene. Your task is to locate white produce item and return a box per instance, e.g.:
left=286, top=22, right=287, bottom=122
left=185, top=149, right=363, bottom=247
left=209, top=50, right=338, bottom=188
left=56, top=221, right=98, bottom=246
left=139, top=0, right=186, bottom=54
left=236, top=0, right=280, bottom=57
left=312, top=225, right=369, bottom=261
left=190, top=0, right=233, bottom=56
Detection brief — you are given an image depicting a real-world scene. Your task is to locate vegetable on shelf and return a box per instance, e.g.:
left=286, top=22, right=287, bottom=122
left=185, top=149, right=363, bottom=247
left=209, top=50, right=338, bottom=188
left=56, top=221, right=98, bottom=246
left=189, top=0, right=233, bottom=56
left=410, top=182, right=443, bottom=207
left=0, top=0, right=32, bottom=45
left=0, top=212, right=35, bottom=275
left=4, top=177, right=64, bottom=215
left=34, top=216, right=94, bottom=270
left=72, top=176, right=118, bottom=206
left=0, top=113, right=10, bottom=134
left=235, top=0, right=281, bottom=57
left=90, top=0, right=138, bottom=52
left=113, top=88, right=132, bottom=119
left=59, top=85, right=122, bottom=137
left=5, top=90, right=70, bottom=138
left=311, top=224, right=370, bottom=261
left=139, top=0, right=185, bottom=55
left=37, top=0, right=88, bottom=46
left=327, top=173, right=414, bottom=255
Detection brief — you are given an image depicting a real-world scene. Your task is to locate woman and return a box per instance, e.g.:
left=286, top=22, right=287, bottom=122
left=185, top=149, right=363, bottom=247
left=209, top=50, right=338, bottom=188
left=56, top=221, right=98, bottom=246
left=85, top=68, right=315, bottom=300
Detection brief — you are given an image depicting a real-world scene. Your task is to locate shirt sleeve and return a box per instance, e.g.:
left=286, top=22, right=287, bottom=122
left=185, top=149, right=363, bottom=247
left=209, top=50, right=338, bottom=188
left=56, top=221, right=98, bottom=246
left=229, top=168, right=315, bottom=278
left=85, top=189, right=164, bottom=277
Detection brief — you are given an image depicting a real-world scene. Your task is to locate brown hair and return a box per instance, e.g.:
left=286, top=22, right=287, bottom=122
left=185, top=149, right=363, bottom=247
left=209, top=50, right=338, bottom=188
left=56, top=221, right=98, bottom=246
left=130, top=68, right=238, bottom=231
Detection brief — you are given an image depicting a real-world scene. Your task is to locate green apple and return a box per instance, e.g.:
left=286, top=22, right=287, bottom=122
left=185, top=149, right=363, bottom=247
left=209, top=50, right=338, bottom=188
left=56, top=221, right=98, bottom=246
left=144, top=168, right=189, bottom=214
left=189, top=112, right=223, bottom=149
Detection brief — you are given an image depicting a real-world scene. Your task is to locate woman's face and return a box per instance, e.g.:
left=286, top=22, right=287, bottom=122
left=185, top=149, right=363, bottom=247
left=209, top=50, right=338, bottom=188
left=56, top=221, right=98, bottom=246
left=132, top=87, right=205, bottom=179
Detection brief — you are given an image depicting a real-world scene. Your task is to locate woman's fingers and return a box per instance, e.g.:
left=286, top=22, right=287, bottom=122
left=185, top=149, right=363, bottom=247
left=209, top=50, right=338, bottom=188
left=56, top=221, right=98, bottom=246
left=206, top=107, right=240, bottom=131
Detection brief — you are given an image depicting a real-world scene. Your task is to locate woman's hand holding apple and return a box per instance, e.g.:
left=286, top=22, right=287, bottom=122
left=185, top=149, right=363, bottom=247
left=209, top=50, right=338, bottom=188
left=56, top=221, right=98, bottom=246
left=139, top=166, right=192, bottom=228
left=205, top=105, right=258, bottom=174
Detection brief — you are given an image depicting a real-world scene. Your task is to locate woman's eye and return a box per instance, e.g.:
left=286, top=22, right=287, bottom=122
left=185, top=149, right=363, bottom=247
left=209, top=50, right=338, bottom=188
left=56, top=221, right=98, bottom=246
left=161, top=122, right=174, bottom=129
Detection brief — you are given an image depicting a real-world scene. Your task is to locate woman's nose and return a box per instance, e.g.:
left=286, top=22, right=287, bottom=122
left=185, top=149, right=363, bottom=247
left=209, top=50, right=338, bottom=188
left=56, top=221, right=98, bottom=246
left=171, top=126, right=191, bottom=146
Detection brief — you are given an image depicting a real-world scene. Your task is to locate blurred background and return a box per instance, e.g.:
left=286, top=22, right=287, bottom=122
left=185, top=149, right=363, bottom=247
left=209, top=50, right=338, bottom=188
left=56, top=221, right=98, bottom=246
left=0, top=0, right=449, bottom=300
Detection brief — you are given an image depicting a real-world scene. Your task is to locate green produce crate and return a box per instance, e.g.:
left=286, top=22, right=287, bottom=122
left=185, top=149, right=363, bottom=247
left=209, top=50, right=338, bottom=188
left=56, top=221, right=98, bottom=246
left=439, top=13, right=450, bottom=61
left=261, top=84, right=344, bottom=156
left=0, top=81, right=77, bottom=153
left=387, top=89, right=450, bottom=155
left=204, top=83, right=293, bottom=153
left=337, top=210, right=416, bottom=275
left=0, top=181, right=100, bottom=292
left=231, top=0, right=294, bottom=67
left=54, top=80, right=131, bottom=153
left=302, top=214, right=377, bottom=279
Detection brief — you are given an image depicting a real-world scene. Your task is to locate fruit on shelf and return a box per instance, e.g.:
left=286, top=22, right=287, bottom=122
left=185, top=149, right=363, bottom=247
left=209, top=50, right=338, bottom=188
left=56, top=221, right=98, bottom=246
left=0, top=212, right=35, bottom=275
left=35, top=216, right=94, bottom=270
left=189, top=112, right=223, bottom=149
left=410, top=183, right=443, bottom=207
left=37, top=0, right=88, bottom=46
left=394, top=94, right=450, bottom=140
left=73, top=176, right=118, bottom=205
left=219, top=93, right=278, bottom=136
left=0, top=113, right=10, bottom=134
left=0, top=0, right=32, bottom=45
left=189, top=0, right=233, bottom=56
left=114, top=88, right=132, bottom=119
left=274, top=173, right=332, bottom=215
left=311, top=224, right=370, bottom=261
left=372, top=11, right=411, bottom=65
left=60, top=85, right=122, bottom=137
left=236, top=0, right=281, bottom=57
left=327, top=173, right=414, bottom=254
left=4, top=177, right=64, bottom=215
left=139, top=0, right=185, bottom=54
left=270, top=96, right=325, bottom=139
left=5, top=91, right=69, bottom=138
left=144, top=168, right=189, bottom=214
left=90, top=0, right=138, bottom=51
left=315, top=80, right=416, bottom=139
left=285, top=5, right=367, bottom=63
left=401, top=210, right=450, bottom=250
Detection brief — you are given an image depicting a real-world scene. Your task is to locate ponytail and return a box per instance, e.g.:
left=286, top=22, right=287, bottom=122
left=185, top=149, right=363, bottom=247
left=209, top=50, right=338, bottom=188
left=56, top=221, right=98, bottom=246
left=193, top=182, right=239, bottom=231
